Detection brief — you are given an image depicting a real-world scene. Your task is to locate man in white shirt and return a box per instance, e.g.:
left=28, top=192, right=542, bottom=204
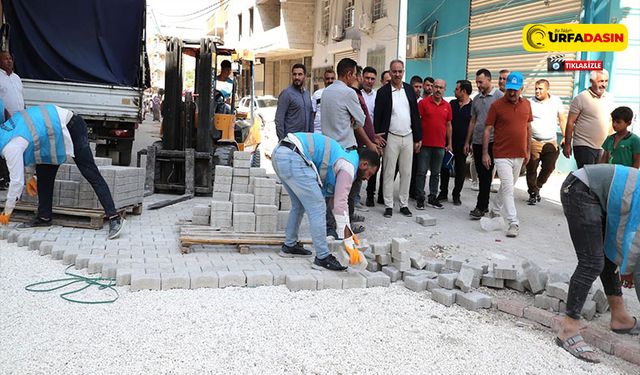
left=311, top=69, right=336, bottom=133
left=0, top=105, right=125, bottom=239
left=526, top=79, right=566, bottom=205
left=0, top=51, right=24, bottom=189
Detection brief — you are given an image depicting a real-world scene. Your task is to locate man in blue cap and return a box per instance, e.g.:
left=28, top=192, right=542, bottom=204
left=481, top=71, right=532, bottom=237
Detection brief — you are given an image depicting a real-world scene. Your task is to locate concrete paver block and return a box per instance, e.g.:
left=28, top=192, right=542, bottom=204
left=360, top=271, right=390, bottom=288
left=286, top=274, right=317, bottom=291
left=38, top=241, right=56, bottom=255
left=375, top=254, right=391, bottom=266
left=17, top=233, right=32, bottom=247
left=591, top=289, right=609, bottom=313
left=415, top=214, right=436, bottom=226
left=410, top=253, right=428, bottom=269
left=581, top=300, right=597, bottom=320
left=445, top=255, right=467, bottom=272
left=505, top=274, right=530, bottom=292
left=456, top=291, right=492, bottom=311
left=496, top=299, right=527, bottom=317
left=381, top=266, right=402, bottom=282
left=546, top=282, right=569, bottom=302
left=492, top=262, right=518, bottom=280
left=391, top=238, right=409, bottom=257
left=218, top=271, right=247, bottom=288
left=245, top=270, right=273, bottom=287
left=116, top=268, right=132, bottom=286
left=481, top=272, right=505, bottom=289
left=431, top=288, right=459, bottom=306
left=314, top=273, right=343, bottom=290
left=130, top=272, right=161, bottom=291
left=161, top=273, right=190, bottom=290
left=522, top=260, right=548, bottom=294
left=455, top=267, right=476, bottom=292
left=425, top=260, right=445, bottom=273
left=7, top=230, right=20, bottom=243
left=341, top=272, right=367, bottom=289
left=190, top=272, right=219, bottom=289
left=371, top=242, right=391, bottom=255
left=404, top=275, right=428, bottom=292
left=425, top=278, right=440, bottom=291
left=28, top=238, right=43, bottom=251
left=437, top=272, right=458, bottom=289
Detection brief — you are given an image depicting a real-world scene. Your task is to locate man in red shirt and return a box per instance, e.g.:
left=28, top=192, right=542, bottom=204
left=416, top=79, right=452, bottom=209
left=482, top=72, right=532, bottom=238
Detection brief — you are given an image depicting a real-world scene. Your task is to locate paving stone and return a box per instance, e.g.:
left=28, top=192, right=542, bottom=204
left=271, top=270, right=289, bottom=286
left=87, top=257, right=106, bottom=274
left=115, top=268, right=132, bottom=286
left=245, top=270, right=273, bottom=287
left=410, top=253, right=428, bottom=269
left=28, top=238, right=43, bottom=251
left=313, top=273, right=343, bottom=290
left=591, top=289, right=609, bottom=313
left=505, top=273, right=530, bottom=292
left=161, top=273, right=190, bottom=290
left=492, top=262, right=518, bottom=280
left=365, top=261, right=381, bottom=272
left=546, top=282, right=569, bottom=302
left=130, top=272, right=161, bottom=291
left=286, top=274, right=317, bottom=291
left=455, top=267, right=476, bottom=292
left=393, top=259, right=411, bottom=272
left=375, top=254, right=391, bottom=266
left=431, top=288, right=459, bottom=307
left=425, top=260, right=445, bottom=273
left=522, top=260, right=548, bottom=294
left=391, top=238, right=409, bottom=258
left=481, top=272, right=504, bottom=289
left=371, top=242, right=391, bottom=256
left=497, top=299, right=527, bottom=317
left=415, top=214, right=436, bottom=226
left=218, top=271, right=247, bottom=288
left=17, top=233, right=32, bottom=247
left=523, top=306, right=555, bottom=327
left=190, top=272, right=219, bottom=288
left=460, top=262, right=487, bottom=278
left=456, top=291, right=492, bottom=311
left=101, top=263, right=118, bottom=278
left=445, top=255, right=467, bottom=272
left=404, top=275, right=428, bottom=292
left=74, top=254, right=93, bottom=269
left=381, top=266, right=402, bottom=282
left=7, top=230, right=20, bottom=243
left=192, top=204, right=210, bottom=217
left=360, top=270, right=390, bottom=288
left=547, top=271, right=571, bottom=284
left=437, top=272, right=458, bottom=289
left=38, top=241, right=56, bottom=255
left=425, top=278, right=440, bottom=291
left=581, top=300, right=597, bottom=321
left=534, top=294, right=553, bottom=310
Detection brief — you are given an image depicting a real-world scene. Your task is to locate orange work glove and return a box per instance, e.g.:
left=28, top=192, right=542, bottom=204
left=343, top=237, right=361, bottom=265
left=26, top=176, right=38, bottom=197
left=0, top=213, right=10, bottom=225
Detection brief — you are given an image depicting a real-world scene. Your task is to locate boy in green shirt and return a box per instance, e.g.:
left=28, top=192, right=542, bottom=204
left=600, top=106, right=640, bottom=168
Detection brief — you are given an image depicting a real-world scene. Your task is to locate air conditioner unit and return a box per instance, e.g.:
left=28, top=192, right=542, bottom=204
left=316, top=30, right=328, bottom=45
left=406, top=33, right=432, bottom=59
left=331, top=24, right=344, bottom=41
left=358, top=13, right=372, bottom=33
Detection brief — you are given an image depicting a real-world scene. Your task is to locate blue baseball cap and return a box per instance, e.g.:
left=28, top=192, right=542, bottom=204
left=505, top=71, right=524, bottom=90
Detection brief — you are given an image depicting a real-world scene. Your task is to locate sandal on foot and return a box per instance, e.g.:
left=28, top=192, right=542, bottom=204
left=555, top=335, right=600, bottom=363
left=611, top=317, right=640, bottom=335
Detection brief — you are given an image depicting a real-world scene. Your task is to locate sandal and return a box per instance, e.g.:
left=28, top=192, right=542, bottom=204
left=555, top=335, right=600, bottom=363
left=351, top=224, right=365, bottom=234
left=611, top=317, right=640, bottom=335
left=351, top=214, right=365, bottom=223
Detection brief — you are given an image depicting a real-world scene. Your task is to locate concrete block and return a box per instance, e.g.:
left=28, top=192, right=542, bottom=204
left=524, top=306, right=555, bottom=327
left=314, top=273, right=343, bottom=290
left=547, top=271, right=570, bottom=284
left=365, top=261, right=381, bottom=272
left=431, top=288, right=458, bottom=307
left=215, top=166, right=233, bottom=178
left=161, top=273, right=190, bottom=290
left=192, top=216, right=209, bottom=225
left=234, top=203, right=254, bottom=212
left=544, top=294, right=562, bottom=312
left=254, top=204, right=278, bottom=216
left=360, top=271, right=390, bottom=288
left=481, top=272, right=505, bottom=289
left=233, top=165, right=251, bottom=175
left=455, top=267, right=476, bottom=292
left=231, top=193, right=254, bottom=204
left=28, top=238, right=43, bottom=251
left=252, top=177, right=276, bottom=188
left=233, top=212, right=256, bottom=232
left=250, top=167, right=267, bottom=177
left=212, top=191, right=230, bottom=201
left=375, top=254, right=391, bottom=266
left=233, top=151, right=252, bottom=160
left=381, top=266, right=402, bottom=282
left=506, top=274, right=530, bottom=292
left=233, top=176, right=250, bottom=186
left=213, top=175, right=233, bottom=186
left=415, top=214, right=436, bottom=226
left=522, top=260, right=548, bottom=294
left=403, top=270, right=438, bottom=280
left=17, top=233, right=31, bottom=247
left=591, top=289, right=609, bottom=313
left=190, top=272, right=219, bottom=289
left=371, top=242, right=391, bottom=256
left=341, top=273, right=367, bottom=289
left=460, top=262, right=488, bottom=278
left=456, top=291, right=492, bottom=311
left=581, top=300, right=597, bottom=320
left=218, top=271, right=246, bottom=288
left=231, top=184, right=249, bottom=193
left=534, top=294, right=553, bottom=310
left=38, top=241, right=55, bottom=256
left=271, top=270, right=288, bottom=286
left=211, top=201, right=232, bottom=212
left=492, top=262, right=518, bottom=280
left=425, top=278, right=440, bottom=291
left=245, top=270, right=273, bottom=287
left=286, top=274, right=317, bottom=291
left=130, top=272, right=161, bottom=291
left=425, top=260, right=445, bottom=273
left=546, top=282, right=569, bottom=302
left=410, top=253, right=428, bottom=270
left=213, top=183, right=231, bottom=192
left=437, top=272, right=458, bottom=289
left=404, top=275, right=428, bottom=292
left=391, top=238, right=409, bottom=257
left=445, top=255, right=467, bottom=272
left=115, top=268, right=133, bottom=286
left=254, top=194, right=276, bottom=205
left=393, top=258, right=411, bottom=272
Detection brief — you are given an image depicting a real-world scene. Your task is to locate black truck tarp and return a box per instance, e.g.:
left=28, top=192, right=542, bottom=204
left=3, top=0, right=145, bottom=86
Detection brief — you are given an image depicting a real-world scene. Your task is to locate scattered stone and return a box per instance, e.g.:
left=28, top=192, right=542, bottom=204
left=404, top=275, right=429, bottom=292
left=437, top=272, right=458, bottom=290
left=522, top=260, right=548, bottom=294
left=381, top=266, right=402, bottom=282
left=546, top=282, right=569, bottom=302
left=415, top=214, right=436, bottom=226
left=481, top=272, right=505, bottom=289
left=591, top=289, right=609, bottom=313
left=445, top=255, right=467, bottom=272
left=456, top=291, right=492, bottom=311
left=492, top=262, right=518, bottom=280
left=431, top=288, right=459, bottom=307
left=455, top=267, right=476, bottom=292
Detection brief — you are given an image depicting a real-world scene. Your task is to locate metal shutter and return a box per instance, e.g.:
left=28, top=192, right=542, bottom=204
left=467, top=0, right=583, bottom=105
left=334, top=50, right=359, bottom=68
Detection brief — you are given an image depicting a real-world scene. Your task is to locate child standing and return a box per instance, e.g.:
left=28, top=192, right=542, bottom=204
left=600, top=106, right=640, bottom=168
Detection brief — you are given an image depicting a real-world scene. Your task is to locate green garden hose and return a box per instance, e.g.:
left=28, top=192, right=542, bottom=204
left=25, top=265, right=119, bottom=304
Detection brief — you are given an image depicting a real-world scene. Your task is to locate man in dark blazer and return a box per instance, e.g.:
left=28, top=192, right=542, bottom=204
left=373, top=59, right=422, bottom=218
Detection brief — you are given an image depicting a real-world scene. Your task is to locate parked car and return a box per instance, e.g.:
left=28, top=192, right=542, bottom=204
left=237, top=95, right=278, bottom=157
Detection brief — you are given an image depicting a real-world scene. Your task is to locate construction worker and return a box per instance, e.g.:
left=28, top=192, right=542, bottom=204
left=272, top=132, right=380, bottom=271
left=0, top=105, right=125, bottom=239
left=556, top=164, right=639, bottom=363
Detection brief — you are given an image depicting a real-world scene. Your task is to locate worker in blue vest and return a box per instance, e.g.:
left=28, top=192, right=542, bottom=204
left=272, top=132, right=380, bottom=271
left=0, top=105, right=125, bottom=239
left=556, top=164, right=639, bottom=363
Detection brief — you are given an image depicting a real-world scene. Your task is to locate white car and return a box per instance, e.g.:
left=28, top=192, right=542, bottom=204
left=237, top=95, right=278, bottom=156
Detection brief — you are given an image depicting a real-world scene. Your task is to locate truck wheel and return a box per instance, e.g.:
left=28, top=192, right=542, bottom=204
left=213, top=144, right=236, bottom=168
left=251, top=145, right=261, bottom=167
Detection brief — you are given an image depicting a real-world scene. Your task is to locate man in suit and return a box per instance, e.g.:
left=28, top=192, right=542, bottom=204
left=373, top=60, right=422, bottom=218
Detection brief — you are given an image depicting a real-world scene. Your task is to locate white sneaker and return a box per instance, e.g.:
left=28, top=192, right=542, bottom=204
left=490, top=184, right=499, bottom=193
left=470, top=181, right=479, bottom=191
left=506, top=223, right=519, bottom=238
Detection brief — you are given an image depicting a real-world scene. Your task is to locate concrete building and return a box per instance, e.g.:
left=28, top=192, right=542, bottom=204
left=311, top=0, right=401, bottom=90
left=147, top=34, right=167, bottom=90
left=215, top=0, right=316, bottom=96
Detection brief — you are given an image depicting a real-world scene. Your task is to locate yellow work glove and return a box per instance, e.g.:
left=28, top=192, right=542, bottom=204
left=26, top=176, right=38, bottom=197
left=0, top=213, right=10, bottom=225
left=343, top=236, right=361, bottom=265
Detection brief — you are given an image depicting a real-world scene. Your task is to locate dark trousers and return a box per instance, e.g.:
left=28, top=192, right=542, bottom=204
left=415, top=146, right=444, bottom=200
left=526, top=140, right=559, bottom=195
left=36, top=115, right=117, bottom=219
left=440, top=146, right=467, bottom=199
left=561, top=174, right=622, bottom=320
left=472, top=143, right=494, bottom=211
left=0, top=158, right=9, bottom=182
left=573, top=145, right=602, bottom=169
left=348, top=177, right=362, bottom=218
left=366, top=170, right=377, bottom=199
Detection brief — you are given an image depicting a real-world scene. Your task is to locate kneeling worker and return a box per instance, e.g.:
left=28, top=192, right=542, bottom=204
left=0, top=104, right=125, bottom=239
left=272, top=132, right=380, bottom=271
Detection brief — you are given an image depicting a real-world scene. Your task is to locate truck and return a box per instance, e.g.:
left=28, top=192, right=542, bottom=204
left=1, top=0, right=148, bottom=166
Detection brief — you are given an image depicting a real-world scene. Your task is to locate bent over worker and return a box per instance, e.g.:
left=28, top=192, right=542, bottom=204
left=556, top=164, right=639, bottom=363
left=272, top=132, right=380, bottom=271
left=0, top=104, right=125, bottom=239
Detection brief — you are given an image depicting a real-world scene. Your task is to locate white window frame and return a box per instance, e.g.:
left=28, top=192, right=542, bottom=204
left=372, top=0, right=387, bottom=21
left=343, top=0, right=355, bottom=29
left=321, top=0, right=330, bottom=34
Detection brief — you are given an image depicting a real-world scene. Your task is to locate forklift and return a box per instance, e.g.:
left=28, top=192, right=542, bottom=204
left=144, top=37, right=260, bottom=196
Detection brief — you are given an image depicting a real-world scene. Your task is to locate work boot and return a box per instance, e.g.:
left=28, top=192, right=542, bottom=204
left=16, top=216, right=52, bottom=229
left=279, top=242, right=312, bottom=257
left=365, top=195, right=375, bottom=207
left=108, top=216, right=126, bottom=240
left=312, top=254, right=347, bottom=271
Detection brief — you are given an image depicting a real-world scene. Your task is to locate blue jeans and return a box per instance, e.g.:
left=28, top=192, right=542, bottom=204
left=415, top=146, right=444, bottom=201
left=271, top=145, right=330, bottom=259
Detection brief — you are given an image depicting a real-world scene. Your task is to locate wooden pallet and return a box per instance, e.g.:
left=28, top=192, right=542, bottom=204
left=0, top=201, right=143, bottom=229
left=179, top=224, right=312, bottom=254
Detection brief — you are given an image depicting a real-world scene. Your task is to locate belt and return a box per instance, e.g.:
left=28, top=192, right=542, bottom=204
left=346, top=146, right=357, bottom=151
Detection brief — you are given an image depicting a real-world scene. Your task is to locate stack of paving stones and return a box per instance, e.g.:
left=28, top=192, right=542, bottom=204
left=20, top=156, right=144, bottom=210
left=190, top=151, right=292, bottom=233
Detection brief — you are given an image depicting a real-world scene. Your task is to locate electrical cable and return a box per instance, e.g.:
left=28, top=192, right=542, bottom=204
left=25, top=265, right=119, bottom=304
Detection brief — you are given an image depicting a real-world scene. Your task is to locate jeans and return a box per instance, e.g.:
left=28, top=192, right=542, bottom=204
left=490, top=158, right=523, bottom=225
left=440, top=145, right=466, bottom=199
left=573, top=145, right=602, bottom=169
left=526, top=139, right=559, bottom=195
left=472, top=143, right=494, bottom=211
left=271, top=145, right=330, bottom=259
left=383, top=133, right=414, bottom=208
left=36, top=115, right=117, bottom=219
left=415, top=146, right=444, bottom=201
left=561, top=174, right=623, bottom=320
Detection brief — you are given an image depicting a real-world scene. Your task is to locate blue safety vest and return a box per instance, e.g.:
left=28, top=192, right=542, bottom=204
left=604, top=165, right=640, bottom=275
left=291, top=132, right=359, bottom=197
left=0, top=99, right=5, bottom=123
left=0, top=105, right=68, bottom=166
